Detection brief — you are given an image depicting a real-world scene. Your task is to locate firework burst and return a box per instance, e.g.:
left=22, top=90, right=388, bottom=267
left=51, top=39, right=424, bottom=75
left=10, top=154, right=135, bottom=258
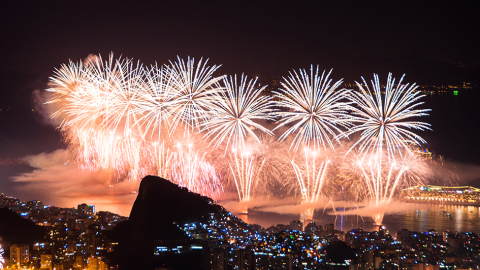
left=203, top=74, right=275, bottom=149
left=273, top=66, right=351, bottom=150
left=346, top=73, right=431, bottom=159
left=166, top=56, right=224, bottom=133
left=346, top=73, right=431, bottom=224
left=272, top=66, right=351, bottom=205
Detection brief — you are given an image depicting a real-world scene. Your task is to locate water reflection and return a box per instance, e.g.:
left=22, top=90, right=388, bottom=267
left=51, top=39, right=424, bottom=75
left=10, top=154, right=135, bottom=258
left=241, top=204, right=480, bottom=234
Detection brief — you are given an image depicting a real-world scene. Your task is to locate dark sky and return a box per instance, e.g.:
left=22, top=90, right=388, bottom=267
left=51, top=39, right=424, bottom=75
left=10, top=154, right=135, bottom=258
left=1, top=1, right=480, bottom=203
left=2, top=1, right=480, bottom=81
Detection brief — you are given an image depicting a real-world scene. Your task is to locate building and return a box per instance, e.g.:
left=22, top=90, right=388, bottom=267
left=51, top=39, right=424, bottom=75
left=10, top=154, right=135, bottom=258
left=209, top=248, right=227, bottom=270
left=10, top=244, right=29, bottom=265
left=86, top=256, right=107, bottom=270
left=40, top=254, right=53, bottom=270
left=254, top=252, right=292, bottom=270
left=27, top=200, right=43, bottom=211
left=290, top=220, right=302, bottom=231
left=231, top=248, right=253, bottom=270
left=78, top=203, right=95, bottom=217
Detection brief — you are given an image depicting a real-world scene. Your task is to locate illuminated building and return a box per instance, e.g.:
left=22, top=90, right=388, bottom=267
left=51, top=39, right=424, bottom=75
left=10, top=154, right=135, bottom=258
left=254, top=252, right=293, bottom=270
left=10, top=244, right=29, bottom=265
left=230, top=248, right=253, bottom=270
left=209, top=248, right=226, bottom=270
left=78, top=203, right=95, bottom=217
left=86, top=256, right=107, bottom=270
left=27, top=200, right=43, bottom=211
left=40, top=254, right=53, bottom=270
left=74, top=255, right=86, bottom=269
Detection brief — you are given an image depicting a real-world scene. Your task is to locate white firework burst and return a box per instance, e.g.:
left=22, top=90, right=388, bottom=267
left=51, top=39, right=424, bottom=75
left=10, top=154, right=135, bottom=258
left=203, top=74, right=275, bottom=149
left=166, top=56, right=224, bottom=133
left=346, top=73, right=431, bottom=159
left=273, top=66, right=351, bottom=150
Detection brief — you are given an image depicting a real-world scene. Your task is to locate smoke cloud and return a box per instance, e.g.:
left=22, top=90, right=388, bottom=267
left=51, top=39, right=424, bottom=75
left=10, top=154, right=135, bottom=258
left=31, top=89, right=62, bottom=127
left=12, top=149, right=137, bottom=216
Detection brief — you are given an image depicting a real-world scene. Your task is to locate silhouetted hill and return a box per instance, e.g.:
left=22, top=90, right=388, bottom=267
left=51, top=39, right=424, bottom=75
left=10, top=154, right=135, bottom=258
left=108, top=176, right=223, bottom=269
left=0, top=207, right=47, bottom=259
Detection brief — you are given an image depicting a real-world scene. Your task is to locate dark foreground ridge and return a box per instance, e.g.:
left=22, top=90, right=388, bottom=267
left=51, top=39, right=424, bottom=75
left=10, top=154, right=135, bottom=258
left=108, top=175, right=223, bottom=269
left=0, top=207, right=47, bottom=259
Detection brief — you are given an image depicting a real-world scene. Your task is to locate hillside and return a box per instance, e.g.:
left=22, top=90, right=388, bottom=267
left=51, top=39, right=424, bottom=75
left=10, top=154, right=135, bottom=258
left=108, top=176, right=224, bottom=269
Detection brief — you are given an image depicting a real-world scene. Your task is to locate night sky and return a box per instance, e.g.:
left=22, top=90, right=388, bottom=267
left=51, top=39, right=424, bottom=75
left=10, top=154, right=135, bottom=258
left=1, top=1, right=480, bottom=202
left=2, top=1, right=480, bottom=80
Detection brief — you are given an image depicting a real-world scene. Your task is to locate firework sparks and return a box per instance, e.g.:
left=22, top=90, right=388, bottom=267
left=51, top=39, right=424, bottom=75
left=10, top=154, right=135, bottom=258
left=346, top=73, right=431, bottom=224
left=229, top=150, right=261, bottom=202
left=171, top=143, right=223, bottom=199
left=346, top=73, right=431, bottom=159
left=203, top=74, right=275, bottom=149
left=272, top=66, right=351, bottom=206
left=166, top=56, right=224, bottom=133
left=273, top=66, right=351, bottom=150
left=0, top=244, right=4, bottom=270
left=45, top=53, right=436, bottom=222
left=291, top=148, right=331, bottom=203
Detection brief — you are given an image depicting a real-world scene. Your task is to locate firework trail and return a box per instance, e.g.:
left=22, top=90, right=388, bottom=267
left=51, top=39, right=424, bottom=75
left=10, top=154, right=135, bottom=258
left=171, top=142, right=223, bottom=199
left=227, top=136, right=287, bottom=205
left=273, top=66, right=351, bottom=205
left=229, top=150, right=260, bottom=202
left=0, top=244, right=4, bottom=270
left=291, top=148, right=331, bottom=203
left=346, top=73, right=431, bottom=224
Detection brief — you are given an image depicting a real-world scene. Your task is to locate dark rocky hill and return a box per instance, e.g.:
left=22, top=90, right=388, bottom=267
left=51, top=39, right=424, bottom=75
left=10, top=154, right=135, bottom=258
left=108, top=175, right=223, bottom=269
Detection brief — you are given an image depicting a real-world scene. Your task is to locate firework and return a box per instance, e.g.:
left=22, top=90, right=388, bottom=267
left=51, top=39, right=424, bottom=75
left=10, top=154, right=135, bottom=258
left=226, top=135, right=288, bottom=203
left=346, top=73, right=431, bottom=224
left=166, top=56, right=224, bottom=133
left=291, top=148, right=331, bottom=203
left=46, top=53, right=436, bottom=221
left=0, top=244, right=4, bottom=270
left=229, top=150, right=261, bottom=202
left=272, top=66, right=351, bottom=205
left=133, top=64, right=176, bottom=138
left=149, top=140, right=174, bottom=179
left=47, top=55, right=148, bottom=181
left=171, top=142, right=223, bottom=199
left=346, top=73, right=431, bottom=159
left=203, top=74, right=275, bottom=149
left=273, top=66, right=351, bottom=150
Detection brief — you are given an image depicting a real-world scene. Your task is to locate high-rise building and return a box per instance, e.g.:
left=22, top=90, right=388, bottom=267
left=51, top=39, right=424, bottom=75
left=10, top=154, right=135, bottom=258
left=40, top=254, right=53, bottom=270
left=209, top=248, right=226, bottom=270
left=75, top=255, right=86, bottom=269
left=87, top=257, right=98, bottom=270
left=231, top=248, right=253, bottom=270
left=78, top=203, right=95, bottom=217
left=27, top=200, right=43, bottom=211
left=290, top=220, right=302, bottom=231
left=10, top=244, right=29, bottom=265
left=324, top=223, right=334, bottom=235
